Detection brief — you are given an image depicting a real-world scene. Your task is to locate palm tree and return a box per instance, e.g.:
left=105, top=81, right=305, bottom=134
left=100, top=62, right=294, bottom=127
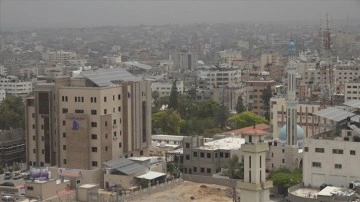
left=222, top=154, right=244, bottom=179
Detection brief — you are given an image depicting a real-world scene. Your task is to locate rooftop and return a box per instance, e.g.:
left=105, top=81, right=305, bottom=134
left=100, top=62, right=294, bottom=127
left=151, top=134, right=185, bottom=142
left=81, top=68, right=142, bottom=87
left=197, top=137, right=245, bottom=151
left=227, top=123, right=270, bottom=136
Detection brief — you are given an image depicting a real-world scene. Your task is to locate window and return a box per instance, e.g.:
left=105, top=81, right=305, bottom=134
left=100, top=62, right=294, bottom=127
left=225, top=153, right=229, bottom=158
left=62, top=108, right=68, bottom=113
left=185, top=155, right=190, bottom=160
left=200, top=153, right=205, bottom=158
left=63, top=145, right=66, bottom=150
left=104, top=109, right=107, bottom=114
left=249, top=156, right=251, bottom=168
left=304, top=147, right=309, bottom=152
left=105, top=121, right=108, bottom=127
left=27, top=186, right=34, bottom=191
left=207, top=153, right=212, bottom=158
left=332, top=149, right=343, bottom=154
left=105, top=146, right=108, bottom=151
left=75, top=109, right=84, bottom=113
left=92, top=161, right=98, bottom=167
left=220, top=152, right=224, bottom=158
left=91, top=110, right=97, bottom=115
left=119, top=142, right=122, bottom=148
left=32, top=124, right=35, bottom=129
left=207, top=168, right=211, bottom=173
left=193, top=152, right=198, bottom=157
left=282, top=159, right=285, bottom=163
left=140, top=150, right=143, bottom=156
left=62, top=120, right=66, bottom=126
left=200, top=168, right=205, bottom=173
left=350, top=150, right=356, bottom=155
left=312, top=162, right=321, bottom=168
left=118, top=106, right=121, bottom=112
left=91, top=134, right=97, bottom=140
left=193, top=167, right=197, bottom=172
left=118, top=94, right=121, bottom=100
left=63, top=133, right=66, bottom=138
left=335, top=164, right=342, bottom=169
left=92, top=147, right=97, bottom=152
left=260, top=156, right=262, bottom=168
left=282, top=149, right=285, bottom=153
left=91, top=122, right=97, bottom=127
left=315, top=148, right=324, bottom=153
left=185, top=143, right=190, bottom=148
left=104, top=97, right=107, bottom=102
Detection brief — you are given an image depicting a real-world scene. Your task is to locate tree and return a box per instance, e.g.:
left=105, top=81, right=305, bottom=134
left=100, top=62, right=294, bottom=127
left=203, top=128, right=224, bottom=138
left=0, top=96, right=25, bottom=130
left=152, top=109, right=184, bottom=135
left=262, top=85, right=272, bottom=120
left=227, top=111, right=268, bottom=129
left=214, top=105, right=229, bottom=129
left=168, top=80, right=179, bottom=110
left=235, top=95, right=245, bottom=114
left=222, top=154, right=244, bottom=179
left=268, top=168, right=302, bottom=195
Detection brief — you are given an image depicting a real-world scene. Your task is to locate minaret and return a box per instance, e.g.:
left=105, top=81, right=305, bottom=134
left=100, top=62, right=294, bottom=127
left=286, top=39, right=298, bottom=146
left=239, top=128, right=273, bottom=202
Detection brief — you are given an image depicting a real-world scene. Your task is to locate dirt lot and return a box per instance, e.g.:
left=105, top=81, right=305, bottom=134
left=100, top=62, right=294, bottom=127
left=129, top=181, right=238, bottom=202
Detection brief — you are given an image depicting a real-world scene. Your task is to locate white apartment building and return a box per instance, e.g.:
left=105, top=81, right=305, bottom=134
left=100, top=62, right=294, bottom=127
left=0, top=76, right=33, bottom=96
left=216, top=49, right=243, bottom=66
left=334, top=65, right=360, bottom=91
left=151, top=80, right=184, bottom=97
left=104, top=55, right=122, bottom=65
left=345, top=79, right=360, bottom=101
left=42, top=51, right=77, bottom=62
left=197, top=67, right=242, bottom=90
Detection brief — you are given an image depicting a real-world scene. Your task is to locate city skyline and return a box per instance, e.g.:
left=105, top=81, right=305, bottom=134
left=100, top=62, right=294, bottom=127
left=1, top=0, right=360, bottom=31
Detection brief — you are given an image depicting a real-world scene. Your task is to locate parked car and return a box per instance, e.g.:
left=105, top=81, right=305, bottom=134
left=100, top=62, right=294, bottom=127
left=0, top=182, right=15, bottom=187
left=12, top=172, right=22, bottom=180
left=4, top=172, right=12, bottom=180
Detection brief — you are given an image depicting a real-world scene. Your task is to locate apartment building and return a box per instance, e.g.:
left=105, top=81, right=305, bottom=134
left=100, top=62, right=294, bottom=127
left=172, top=50, right=198, bottom=71
left=182, top=136, right=244, bottom=176
left=0, top=129, right=25, bottom=166
left=0, top=76, right=33, bottom=96
left=335, top=65, right=360, bottom=92
left=151, top=80, right=184, bottom=97
left=245, top=80, right=276, bottom=116
left=42, top=51, right=77, bottom=62
left=198, top=67, right=242, bottom=90
left=260, top=52, right=282, bottom=71
left=345, top=78, right=360, bottom=101
left=25, top=68, right=152, bottom=170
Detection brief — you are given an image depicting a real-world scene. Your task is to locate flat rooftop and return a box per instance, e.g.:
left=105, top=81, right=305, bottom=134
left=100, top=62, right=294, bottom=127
left=197, top=137, right=245, bottom=151
left=290, top=187, right=319, bottom=199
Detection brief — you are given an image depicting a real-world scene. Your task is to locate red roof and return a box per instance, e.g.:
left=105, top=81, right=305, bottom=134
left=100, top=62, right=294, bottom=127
left=228, top=123, right=270, bottom=136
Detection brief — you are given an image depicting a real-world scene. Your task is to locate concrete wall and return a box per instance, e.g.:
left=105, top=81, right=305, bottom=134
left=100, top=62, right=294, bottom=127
left=288, top=183, right=317, bottom=202
left=182, top=173, right=233, bottom=187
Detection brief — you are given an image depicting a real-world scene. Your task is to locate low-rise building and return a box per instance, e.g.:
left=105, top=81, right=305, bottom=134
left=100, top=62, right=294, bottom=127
left=0, top=76, right=33, bottom=96
left=344, top=78, right=360, bottom=101
left=0, top=129, right=25, bottom=166
left=151, top=80, right=184, bottom=97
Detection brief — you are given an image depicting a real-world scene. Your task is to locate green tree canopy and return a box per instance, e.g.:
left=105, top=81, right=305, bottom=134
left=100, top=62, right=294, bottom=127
left=268, top=168, right=302, bottom=189
left=0, top=96, right=25, bottom=130
left=168, top=81, right=179, bottom=110
left=235, top=95, right=245, bottom=114
left=227, top=111, right=268, bottom=129
left=152, top=109, right=184, bottom=135
left=222, top=154, right=244, bottom=179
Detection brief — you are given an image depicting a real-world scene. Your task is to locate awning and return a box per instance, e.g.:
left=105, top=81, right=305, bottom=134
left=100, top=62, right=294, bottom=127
left=136, top=171, right=166, bottom=180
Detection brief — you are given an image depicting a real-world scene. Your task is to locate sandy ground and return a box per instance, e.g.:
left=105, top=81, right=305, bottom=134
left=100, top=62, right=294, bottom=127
left=129, top=181, right=238, bottom=202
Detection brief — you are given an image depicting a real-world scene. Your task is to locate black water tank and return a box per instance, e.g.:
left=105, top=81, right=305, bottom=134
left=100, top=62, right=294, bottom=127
left=320, top=183, right=327, bottom=191
left=349, top=182, right=354, bottom=189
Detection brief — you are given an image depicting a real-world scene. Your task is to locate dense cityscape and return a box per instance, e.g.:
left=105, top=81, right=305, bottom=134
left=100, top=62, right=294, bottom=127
left=1, top=1, right=360, bottom=202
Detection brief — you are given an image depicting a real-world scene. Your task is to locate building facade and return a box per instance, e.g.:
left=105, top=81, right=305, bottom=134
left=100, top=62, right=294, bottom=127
left=42, top=51, right=77, bottom=62
left=151, top=80, right=184, bottom=97
left=245, top=80, right=276, bottom=116
left=344, top=78, right=360, bottom=101
left=172, top=50, right=198, bottom=71
left=25, top=68, right=152, bottom=169
left=0, top=76, right=33, bottom=96
left=0, top=129, right=25, bottom=166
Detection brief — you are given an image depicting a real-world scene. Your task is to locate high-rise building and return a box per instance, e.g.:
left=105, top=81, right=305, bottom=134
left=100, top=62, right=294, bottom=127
left=172, top=50, right=198, bottom=71
left=25, top=68, right=152, bottom=169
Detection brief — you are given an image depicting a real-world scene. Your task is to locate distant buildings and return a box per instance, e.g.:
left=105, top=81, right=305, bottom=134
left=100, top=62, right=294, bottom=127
left=344, top=78, right=360, bottom=101
left=0, top=76, right=33, bottom=96
left=42, top=51, right=77, bottom=62
left=151, top=80, right=184, bottom=97
left=25, top=68, right=152, bottom=169
left=245, top=80, right=276, bottom=116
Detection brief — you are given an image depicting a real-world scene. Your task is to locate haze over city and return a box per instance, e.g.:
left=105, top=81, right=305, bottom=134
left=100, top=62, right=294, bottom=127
left=1, top=0, right=360, bottom=30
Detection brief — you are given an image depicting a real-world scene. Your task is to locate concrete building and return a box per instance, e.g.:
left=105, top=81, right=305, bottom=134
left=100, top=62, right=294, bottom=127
left=0, top=65, right=7, bottom=76
left=182, top=136, right=245, bottom=176
left=0, top=129, right=25, bottom=166
left=245, top=80, right=276, bottom=116
left=216, top=49, right=243, bottom=66
left=172, top=50, right=198, bottom=71
left=25, top=68, right=152, bottom=169
left=42, top=51, right=77, bottom=62
left=212, top=85, right=246, bottom=113
left=197, top=66, right=242, bottom=90
left=334, top=64, right=360, bottom=93
left=0, top=76, right=33, bottom=96
left=238, top=127, right=273, bottom=202
left=151, top=80, right=184, bottom=97
left=260, top=52, right=282, bottom=71
left=344, top=78, right=360, bottom=101
left=104, top=55, right=122, bottom=65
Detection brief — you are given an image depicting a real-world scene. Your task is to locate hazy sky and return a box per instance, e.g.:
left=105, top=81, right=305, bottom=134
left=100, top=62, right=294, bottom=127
left=1, top=0, right=360, bottom=30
